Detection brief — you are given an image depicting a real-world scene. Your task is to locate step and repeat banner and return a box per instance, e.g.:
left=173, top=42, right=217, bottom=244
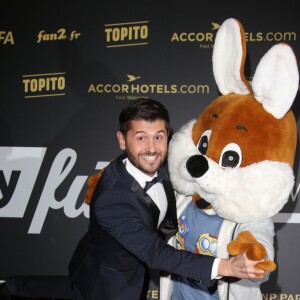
left=1, top=1, right=299, bottom=299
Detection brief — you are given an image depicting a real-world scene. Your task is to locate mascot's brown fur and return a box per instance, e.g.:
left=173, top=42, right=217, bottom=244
left=85, top=169, right=104, bottom=205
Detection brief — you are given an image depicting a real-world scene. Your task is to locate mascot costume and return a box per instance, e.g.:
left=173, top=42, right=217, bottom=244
left=162, top=18, right=299, bottom=300
left=84, top=18, right=299, bottom=300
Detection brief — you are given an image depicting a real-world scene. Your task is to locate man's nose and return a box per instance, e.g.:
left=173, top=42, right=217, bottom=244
left=146, top=138, right=156, bottom=151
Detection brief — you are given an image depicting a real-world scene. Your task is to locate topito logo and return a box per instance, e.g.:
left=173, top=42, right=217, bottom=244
left=104, top=20, right=149, bottom=48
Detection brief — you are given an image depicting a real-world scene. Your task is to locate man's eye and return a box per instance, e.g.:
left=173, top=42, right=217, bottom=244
left=155, top=135, right=163, bottom=140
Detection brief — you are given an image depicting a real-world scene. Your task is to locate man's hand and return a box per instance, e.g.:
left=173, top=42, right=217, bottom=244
left=218, top=253, right=265, bottom=278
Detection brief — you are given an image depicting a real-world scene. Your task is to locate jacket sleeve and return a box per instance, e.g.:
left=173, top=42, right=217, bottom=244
left=94, top=189, right=216, bottom=288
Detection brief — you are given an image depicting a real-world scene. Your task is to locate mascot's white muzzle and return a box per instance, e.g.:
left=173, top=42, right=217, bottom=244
left=168, top=120, right=295, bottom=223
left=185, top=154, right=227, bottom=195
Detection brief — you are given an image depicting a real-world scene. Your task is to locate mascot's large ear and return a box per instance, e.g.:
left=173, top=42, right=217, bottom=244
left=212, top=18, right=252, bottom=95
left=252, top=43, right=299, bottom=119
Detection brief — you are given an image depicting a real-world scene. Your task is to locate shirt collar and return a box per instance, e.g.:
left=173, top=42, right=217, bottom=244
left=124, top=157, right=157, bottom=189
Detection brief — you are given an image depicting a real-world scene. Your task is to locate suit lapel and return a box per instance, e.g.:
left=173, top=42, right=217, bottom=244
left=116, top=155, right=160, bottom=227
left=158, top=178, right=178, bottom=241
left=117, top=155, right=176, bottom=234
left=131, top=180, right=160, bottom=228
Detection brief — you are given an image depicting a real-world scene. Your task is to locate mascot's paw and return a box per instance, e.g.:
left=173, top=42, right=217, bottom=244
left=227, top=230, right=276, bottom=272
left=255, top=260, right=276, bottom=272
left=227, top=230, right=266, bottom=259
left=84, top=169, right=105, bottom=205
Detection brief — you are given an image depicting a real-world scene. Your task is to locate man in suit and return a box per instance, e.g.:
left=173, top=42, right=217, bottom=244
left=68, top=98, right=265, bottom=300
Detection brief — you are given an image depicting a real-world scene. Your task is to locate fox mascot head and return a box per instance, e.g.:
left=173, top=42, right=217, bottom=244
left=168, top=18, right=299, bottom=224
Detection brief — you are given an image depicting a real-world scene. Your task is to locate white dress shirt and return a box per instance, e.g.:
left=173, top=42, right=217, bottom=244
left=124, top=158, right=168, bottom=227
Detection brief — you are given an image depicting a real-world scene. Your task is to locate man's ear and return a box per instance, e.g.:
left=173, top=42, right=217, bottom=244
left=117, top=131, right=126, bottom=150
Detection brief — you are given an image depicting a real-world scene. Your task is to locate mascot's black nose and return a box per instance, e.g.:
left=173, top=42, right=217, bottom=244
left=186, top=155, right=209, bottom=178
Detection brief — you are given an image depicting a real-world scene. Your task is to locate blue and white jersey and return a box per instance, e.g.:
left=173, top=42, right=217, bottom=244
left=172, top=200, right=223, bottom=300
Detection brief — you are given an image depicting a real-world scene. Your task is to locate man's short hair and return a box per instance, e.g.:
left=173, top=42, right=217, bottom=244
left=119, top=98, right=170, bottom=134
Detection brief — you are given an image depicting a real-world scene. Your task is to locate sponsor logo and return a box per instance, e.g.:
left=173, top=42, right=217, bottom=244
left=22, top=72, right=66, bottom=99
left=104, top=20, right=149, bottom=48
left=0, top=147, right=97, bottom=234
left=37, top=28, right=81, bottom=43
left=262, top=293, right=300, bottom=299
left=88, top=74, right=210, bottom=99
left=0, top=31, right=14, bottom=45
left=170, top=21, right=297, bottom=48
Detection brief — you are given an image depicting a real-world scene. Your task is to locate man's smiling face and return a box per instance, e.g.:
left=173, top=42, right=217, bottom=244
left=117, top=119, right=168, bottom=176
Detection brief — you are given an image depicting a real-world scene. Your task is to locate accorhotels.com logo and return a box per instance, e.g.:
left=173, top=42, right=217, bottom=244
left=88, top=74, right=209, bottom=99
left=104, top=20, right=149, bottom=48
left=171, top=21, right=297, bottom=47
left=22, top=72, right=66, bottom=99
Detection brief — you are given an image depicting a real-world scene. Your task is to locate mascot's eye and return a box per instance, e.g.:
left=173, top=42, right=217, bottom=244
left=219, top=143, right=242, bottom=168
left=196, top=129, right=212, bottom=155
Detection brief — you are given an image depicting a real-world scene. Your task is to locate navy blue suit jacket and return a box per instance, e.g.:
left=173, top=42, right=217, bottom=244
left=68, top=154, right=215, bottom=300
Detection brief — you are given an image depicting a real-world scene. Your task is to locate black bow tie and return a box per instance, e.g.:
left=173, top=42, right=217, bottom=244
left=144, top=170, right=165, bottom=192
